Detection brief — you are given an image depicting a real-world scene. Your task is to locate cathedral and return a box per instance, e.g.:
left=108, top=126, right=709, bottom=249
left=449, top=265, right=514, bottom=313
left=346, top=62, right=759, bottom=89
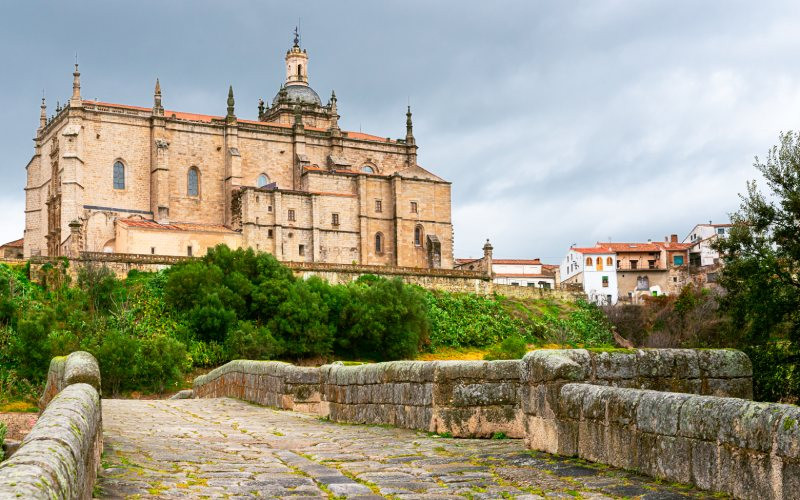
left=23, top=34, right=454, bottom=269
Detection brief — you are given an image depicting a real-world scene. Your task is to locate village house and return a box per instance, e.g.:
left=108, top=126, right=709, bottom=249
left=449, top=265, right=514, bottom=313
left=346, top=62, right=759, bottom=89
left=0, top=239, right=24, bottom=259
left=560, top=235, right=692, bottom=304
left=683, top=222, right=731, bottom=267
left=455, top=240, right=558, bottom=289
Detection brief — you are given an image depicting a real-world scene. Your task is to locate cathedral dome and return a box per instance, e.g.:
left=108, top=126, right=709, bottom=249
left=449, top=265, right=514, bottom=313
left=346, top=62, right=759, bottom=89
left=273, top=84, right=322, bottom=107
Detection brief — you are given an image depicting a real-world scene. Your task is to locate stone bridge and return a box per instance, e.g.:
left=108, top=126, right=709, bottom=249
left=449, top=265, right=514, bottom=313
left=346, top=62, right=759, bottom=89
left=1, top=349, right=798, bottom=499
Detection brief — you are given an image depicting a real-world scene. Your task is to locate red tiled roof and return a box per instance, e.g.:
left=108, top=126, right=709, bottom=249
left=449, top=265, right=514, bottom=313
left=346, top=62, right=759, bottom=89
left=492, top=259, right=542, bottom=265
left=597, top=242, right=692, bottom=252
left=496, top=273, right=554, bottom=278
left=118, top=219, right=236, bottom=233
left=570, top=246, right=615, bottom=254
left=345, top=131, right=392, bottom=143
left=1, top=238, right=23, bottom=248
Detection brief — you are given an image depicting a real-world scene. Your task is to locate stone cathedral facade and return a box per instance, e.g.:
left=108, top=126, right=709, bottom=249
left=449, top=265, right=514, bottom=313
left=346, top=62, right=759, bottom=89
left=24, top=37, right=454, bottom=269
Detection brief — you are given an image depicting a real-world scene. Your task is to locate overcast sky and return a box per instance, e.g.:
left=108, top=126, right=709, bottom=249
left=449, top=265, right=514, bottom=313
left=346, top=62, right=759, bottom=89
left=2, top=1, right=799, bottom=262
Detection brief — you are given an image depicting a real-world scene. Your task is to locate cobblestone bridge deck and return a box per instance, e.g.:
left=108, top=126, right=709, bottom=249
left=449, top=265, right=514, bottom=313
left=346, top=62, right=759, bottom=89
left=97, top=398, right=719, bottom=499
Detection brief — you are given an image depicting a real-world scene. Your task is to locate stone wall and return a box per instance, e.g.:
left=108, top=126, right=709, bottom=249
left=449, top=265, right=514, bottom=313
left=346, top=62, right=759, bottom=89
left=555, top=384, right=799, bottom=499
left=194, top=359, right=523, bottom=438
left=0, top=351, right=103, bottom=500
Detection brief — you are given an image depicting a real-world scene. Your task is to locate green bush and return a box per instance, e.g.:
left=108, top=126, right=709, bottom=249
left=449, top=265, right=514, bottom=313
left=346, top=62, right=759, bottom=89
left=270, top=279, right=333, bottom=359
left=135, top=335, right=190, bottom=393
left=0, top=421, right=6, bottom=461
left=225, top=321, right=283, bottom=360
left=484, top=335, right=528, bottom=360
left=94, top=328, right=139, bottom=396
left=745, top=342, right=799, bottom=404
left=425, top=292, right=521, bottom=348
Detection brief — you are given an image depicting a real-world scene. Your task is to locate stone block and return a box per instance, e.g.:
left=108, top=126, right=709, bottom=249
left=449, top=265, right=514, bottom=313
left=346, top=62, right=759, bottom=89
left=521, top=350, right=587, bottom=384
left=690, top=439, right=719, bottom=492
left=591, top=350, right=637, bottom=381
left=63, top=351, right=101, bottom=392
left=577, top=419, right=607, bottom=464
left=556, top=383, right=585, bottom=420
left=782, top=459, right=800, bottom=498
left=635, top=390, right=691, bottom=435
left=704, top=377, right=753, bottom=399
left=723, top=446, right=774, bottom=500
left=452, top=382, right=516, bottom=407
left=606, top=424, right=635, bottom=469
left=697, top=349, right=752, bottom=378
left=485, top=360, right=520, bottom=380
left=724, top=400, right=784, bottom=453
left=677, top=395, right=728, bottom=441
left=776, top=405, right=800, bottom=460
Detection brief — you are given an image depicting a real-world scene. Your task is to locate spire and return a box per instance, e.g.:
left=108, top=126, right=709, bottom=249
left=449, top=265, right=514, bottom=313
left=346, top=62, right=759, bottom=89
left=39, top=93, right=47, bottom=129
left=293, top=26, right=300, bottom=48
left=329, top=91, right=340, bottom=132
left=226, top=85, right=236, bottom=122
left=152, top=78, right=164, bottom=116
left=70, top=58, right=82, bottom=106
left=405, top=105, right=415, bottom=144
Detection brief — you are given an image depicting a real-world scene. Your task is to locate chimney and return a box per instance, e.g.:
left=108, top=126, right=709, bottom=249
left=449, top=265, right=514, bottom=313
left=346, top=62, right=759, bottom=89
left=670, top=234, right=678, bottom=243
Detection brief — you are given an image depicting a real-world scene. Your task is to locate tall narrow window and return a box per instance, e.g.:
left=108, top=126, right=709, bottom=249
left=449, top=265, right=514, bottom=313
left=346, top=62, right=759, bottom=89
left=288, top=209, right=296, bottom=221
left=410, top=201, right=418, bottom=213
left=113, top=161, right=125, bottom=190
left=298, top=244, right=305, bottom=256
left=187, top=167, right=199, bottom=197
left=375, top=232, right=383, bottom=253
left=257, top=174, right=269, bottom=188
left=297, top=64, right=302, bottom=77
left=187, top=246, right=193, bottom=257
left=332, top=213, right=339, bottom=226
left=606, top=257, right=613, bottom=266
left=414, top=225, right=423, bottom=246
left=585, top=257, right=593, bottom=266
left=375, top=200, right=382, bottom=212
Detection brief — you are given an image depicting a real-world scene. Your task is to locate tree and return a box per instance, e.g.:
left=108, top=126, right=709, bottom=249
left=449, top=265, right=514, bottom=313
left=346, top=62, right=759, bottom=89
left=716, top=131, right=800, bottom=402
left=716, top=131, right=800, bottom=347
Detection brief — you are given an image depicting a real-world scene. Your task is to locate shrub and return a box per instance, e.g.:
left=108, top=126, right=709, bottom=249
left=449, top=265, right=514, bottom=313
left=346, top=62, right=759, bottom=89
left=270, top=280, right=333, bottom=359
left=225, top=321, right=283, bottom=360
left=0, top=421, right=6, bottom=461
left=484, top=335, right=528, bottom=360
left=425, top=292, right=520, bottom=348
left=135, top=335, right=190, bottom=393
left=94, top=328, right=139, bottom=396
left=11, top=309, right=55, bottom=381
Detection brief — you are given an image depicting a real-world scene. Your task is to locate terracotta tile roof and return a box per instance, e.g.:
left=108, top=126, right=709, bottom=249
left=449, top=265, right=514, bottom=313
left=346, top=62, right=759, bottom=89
left=492, top=259, right=542, bottom=265
left=345, top=131, right=392, bottom=143
left=1, top=238, right=23, bottom=248
left=118, top=219, right=236, bottom=233
left=570, top=246, right=615, bottom=254
left=456, top=258, right=482, bottom=264
left=496, top=273, right=554, bottom=278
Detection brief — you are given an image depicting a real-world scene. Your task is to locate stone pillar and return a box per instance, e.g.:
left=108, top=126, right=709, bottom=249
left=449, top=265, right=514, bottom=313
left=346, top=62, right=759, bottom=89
left=483, top=239, right=494, bottom=277
left=292, top=105, right=306, bottom=190
left=391, top=176, right=402, bottom=266
left=68, top=220, right=82, bottom=257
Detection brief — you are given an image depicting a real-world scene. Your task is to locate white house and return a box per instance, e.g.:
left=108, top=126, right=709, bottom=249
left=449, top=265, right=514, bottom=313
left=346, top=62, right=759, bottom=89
left=683, top=222, right=731, bottom=267
left=560, top=246, right=618, bottom=305
left=491, top=259, right=556, bottom=289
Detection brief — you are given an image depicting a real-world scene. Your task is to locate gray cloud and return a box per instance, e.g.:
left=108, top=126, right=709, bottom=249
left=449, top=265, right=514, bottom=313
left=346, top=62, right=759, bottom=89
left=1, top=0, right=798, bottom=262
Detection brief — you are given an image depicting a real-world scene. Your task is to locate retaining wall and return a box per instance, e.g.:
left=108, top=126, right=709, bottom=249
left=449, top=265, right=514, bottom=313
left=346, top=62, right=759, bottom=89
left=0, top=351, right=103, bottom=500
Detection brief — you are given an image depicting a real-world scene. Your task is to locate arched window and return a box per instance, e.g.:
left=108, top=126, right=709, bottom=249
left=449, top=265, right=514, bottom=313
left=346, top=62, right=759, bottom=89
left=606, top=257, right=613, bottom=266
left=414, top=225, right=423, bottom=246
left=585, top=257, right=593, bottom=266
left=113, top=161, right=125, bottom=190
left=297, top=64, right=302, bottom=77
left=597, top=258, right=604, bottom=271
left=361, top=165, right=374, bottom=174
left=375, top=232, right=383, bottom=253
left=257, top=174, right=269, bottom=188
left=187, top=167, right=199, bottom=197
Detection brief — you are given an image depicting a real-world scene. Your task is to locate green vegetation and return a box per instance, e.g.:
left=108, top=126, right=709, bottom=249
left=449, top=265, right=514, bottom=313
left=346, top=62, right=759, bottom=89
left=0, top=245, right=616, bottom=404
left=0, top=421, right=6, bottom=461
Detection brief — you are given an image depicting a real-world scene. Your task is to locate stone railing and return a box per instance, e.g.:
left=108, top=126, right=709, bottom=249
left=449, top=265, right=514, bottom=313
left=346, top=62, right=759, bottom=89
left=191, top=348, right=794, bottom=498
left=0, top=352, right=103, bottom=500
left=194, top=359, right=523, bottom=437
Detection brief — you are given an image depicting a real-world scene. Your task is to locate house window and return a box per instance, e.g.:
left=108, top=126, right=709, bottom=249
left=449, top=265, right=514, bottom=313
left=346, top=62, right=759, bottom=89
left=268, top=205, right=273, bottom=212
left=375, top=232, right=383, bottom=253
left=673, top=255, right=684, bottom=266
left=637, top=275, right=650, bottom=290
left=410, top=201, right=418, bottom=213
left=150, top=247, right=155, bottom=255
left=298, top=244, right=305, bottom=256
left=257, top=174, right=269, bottom=188
left=187, top=167, right=199, bottom=197
left=606, top=257, right=613, bottom=266
left=362, top=165, right=374, bottom=173
left=187, top=246, right=193, bottom=257
left=717, top=228, right=725, bottom=235
left=375, top=200, right=382, bottom=212
left=332, top=213, right=340, bottom=226
left=648, top=260, right=656, bottom=269
left=414, top=225, right=423, bottom=246
left=602, top=275, right=609, bottom=287
left=288, top=209, right=296, bottom=221
left=113, top=161, right=125, bottom=190
left=597, top=258, right=604, bottom=271
left=630, top=260, right=638, bottom=270
left=586, top=257, right=593, bottom=266
left=268, top=229, right=273, bottom=238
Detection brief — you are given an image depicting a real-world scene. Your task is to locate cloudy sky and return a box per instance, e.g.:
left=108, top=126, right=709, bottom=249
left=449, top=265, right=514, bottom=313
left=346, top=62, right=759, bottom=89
left=2, top=1, right=799, bottom=262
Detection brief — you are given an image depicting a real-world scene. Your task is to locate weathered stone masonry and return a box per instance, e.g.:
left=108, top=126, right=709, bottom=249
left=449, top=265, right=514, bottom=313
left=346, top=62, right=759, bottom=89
left=192, top=349, right=800, bottom=499
left=0, top=351, right=103, bottom=500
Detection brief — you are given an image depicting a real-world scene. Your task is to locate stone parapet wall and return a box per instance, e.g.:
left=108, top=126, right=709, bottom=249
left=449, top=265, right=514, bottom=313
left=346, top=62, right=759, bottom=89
left=556, top=384, right=799, bottom=499
left=193, top=359, right=523, bottom=437
left=0, top=352, right=103, bottom=500
left=493, top=284, right=582, bottom=301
